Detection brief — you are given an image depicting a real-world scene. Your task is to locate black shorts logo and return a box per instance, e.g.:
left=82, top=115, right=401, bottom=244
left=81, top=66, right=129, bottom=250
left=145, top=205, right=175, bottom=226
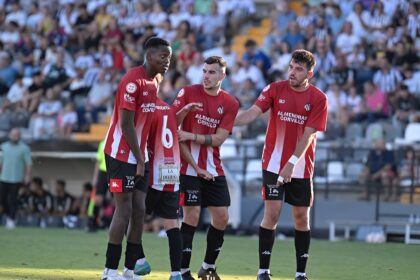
left=185, top=189, right=199, bottom=204
left=265, top=184, right=281, bottom=199
left=125, top=176, right=134, bottom=189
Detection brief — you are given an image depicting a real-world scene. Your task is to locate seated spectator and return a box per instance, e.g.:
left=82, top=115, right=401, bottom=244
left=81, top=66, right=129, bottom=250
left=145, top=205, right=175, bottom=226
left=32, top=87, right=62, bottom=139
left=76, top=70, right=112, bottom=131
left=355, top=81, right=389, bottom=123
left=17, top=183, right=33, bottom=217
left=42, top=49, right=75, bottom=90
left=186, top=52, right=204, bottom=84
left=231, top=58, right=265, bottom=91
left=398, top=148, right=419, bottom=193
left=52, top=180, right=74, bottom=217
left=58, top=102, right=78, bottom=138
left=28, top=177, right=53, bottom=227
left=345, top=85, right=363, bottom=121
left=233, top=78, right=258, bottom=109
left=22, top=71, right=44, bottom=113
left=70, top=182, right=92, bottom=218
left=1, top=74, right=26, bottom=112
left=326, top=83, right=348, bottom=133
left=359, top=138, right=397, bottom=201
left=391, top=85, right=420, bottom=137
left=282, top=21, right=305, bottom=52
left=0, top=51, right=18, bottom=91
left=242, top=39, right=272, bottom=77
left=336, top=21, right=361, bottom=56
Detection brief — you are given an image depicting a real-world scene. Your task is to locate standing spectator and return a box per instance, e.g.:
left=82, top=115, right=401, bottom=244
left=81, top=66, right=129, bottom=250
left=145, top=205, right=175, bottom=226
left=0, top=128, right=32, bottom=229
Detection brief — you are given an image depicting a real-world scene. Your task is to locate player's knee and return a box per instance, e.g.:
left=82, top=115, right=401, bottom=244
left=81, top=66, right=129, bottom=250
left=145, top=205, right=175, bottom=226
left=213, top=212, right=229, bottom=228
left=115, top=204, right=132, bottom=221
left=294, top=213, right=309, bottom=229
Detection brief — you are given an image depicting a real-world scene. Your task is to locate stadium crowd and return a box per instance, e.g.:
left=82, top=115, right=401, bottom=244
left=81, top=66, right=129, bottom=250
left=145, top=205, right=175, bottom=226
left=0, top=0, right=419, bottom=221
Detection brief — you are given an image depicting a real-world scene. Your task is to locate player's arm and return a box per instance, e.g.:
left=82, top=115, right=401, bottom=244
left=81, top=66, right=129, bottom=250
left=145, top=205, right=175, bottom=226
left=234, top=105, right=263, bottom=126
left=178, top=127, right=230, bottom=147
left=278, top=127, right=317, bottom=185
left=179, top=142, right=214, bottom=180
left=175, top=102, right=203, bottom=125
left=120, top=109, right=145, bottom=176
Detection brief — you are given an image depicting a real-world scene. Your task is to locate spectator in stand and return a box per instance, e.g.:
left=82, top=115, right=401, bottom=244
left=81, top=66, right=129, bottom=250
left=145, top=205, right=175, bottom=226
left=242, top=39, right=272, bottom=78
left=231, top=57, right=266, bottom=91
left=330, top=54, right=354, bottom=92
left=29, top=177, right=53, bottom=228
left=233, top=78, right=259, bottom=109
left=336, top=22, right=361, bottom=56
left=273, top=1, right=296, bottom=36
left=76, top=70, right=112, bottom=131
left=32, top=87, right=62, bottom=139
left=325, top=83, right=348, bottom=134
left=345, top=85, right=363, bottom=122
left=17, top=183, right=33, bottom=217
left=1, top=74, right=26, bottom=112
left=296, top=3, right=315, bottom=30
left=373, top=57, right=402, bottom=96
left=282, top=22, right=305, bottom=51
left=359, top=138, right=398, bottom=201
left=70, top=182, right=92, bottom=219
left=391, top=85, right=420, bottom=137
left=356, top=81, right=389, bottom=123
left=200, top=2, right=224, bottom=50
left=186, top=52, right=204, bottom=85
left=42, top=49, right=75, bottom=90
left=58, top=102, right=78, bottom=138
left=52, top=180, right=74, bottom=217
left=313, top=40, right=336, bottom=90
left=328, top=4, right=346, bottom=37
left=398, top=148, right=419, bottom=197
left=345, top=2, right=370, bottom=41
left=0, top=51, right=18, bottom=89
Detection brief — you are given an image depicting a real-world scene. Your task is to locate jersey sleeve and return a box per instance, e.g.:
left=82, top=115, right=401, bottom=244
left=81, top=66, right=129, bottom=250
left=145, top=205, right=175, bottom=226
left=171, top=87, right=187, bottom=113
left=119, top=76, right=141, bottom=111
left=218, top=97, right=240, bottom=133
left=254, top=83, right=274, bottom=113
left=306, top=93, right=328, bottom=132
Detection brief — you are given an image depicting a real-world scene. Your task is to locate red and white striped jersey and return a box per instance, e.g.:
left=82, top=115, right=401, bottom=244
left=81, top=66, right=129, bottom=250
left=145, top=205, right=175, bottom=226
left=148, top=98, right=180, bottom=192
left=172, top=84, right=239, bottom=177
left=255, top=80, right=328, bottom=179
left=104, top=66, right=159, bottom=164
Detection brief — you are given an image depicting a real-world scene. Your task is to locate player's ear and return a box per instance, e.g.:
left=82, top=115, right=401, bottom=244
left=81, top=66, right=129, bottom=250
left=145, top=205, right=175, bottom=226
left=307, top=71, right=314, bottom=79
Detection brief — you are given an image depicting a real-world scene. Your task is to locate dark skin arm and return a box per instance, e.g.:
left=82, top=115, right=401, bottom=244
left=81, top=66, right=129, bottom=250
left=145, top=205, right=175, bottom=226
left=120, top=109, right=145, bottom=180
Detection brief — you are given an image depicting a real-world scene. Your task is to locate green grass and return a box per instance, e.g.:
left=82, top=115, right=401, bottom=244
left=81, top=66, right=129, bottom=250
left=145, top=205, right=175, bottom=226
left=0, top=228, right=419, bottom=280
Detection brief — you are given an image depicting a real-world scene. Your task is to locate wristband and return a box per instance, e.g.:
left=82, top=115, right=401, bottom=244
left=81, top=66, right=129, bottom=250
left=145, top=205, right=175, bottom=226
left=277, top=175, right=284, bottom=184
left=193, top=134, right=197, bottom=142
left=288, top=155, right=299, bottom=165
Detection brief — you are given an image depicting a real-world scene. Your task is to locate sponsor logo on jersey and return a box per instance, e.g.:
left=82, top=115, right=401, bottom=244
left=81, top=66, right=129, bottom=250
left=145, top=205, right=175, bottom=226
left=141, top=103, right=156, bottom=113
left=263, top=84, right=270, bottom=92
left=217, top=106, right=224, bottom=114
left=195, top=114, right=220, bottom=128
left=304, top=103, right=311, bottom=111
left=258, top=95, right=266, bottom=101
left=124, top=92, right=135, bottom=103
left=277, top=111, right=307, bottom=125
left=126, top=82, right=137, bottom=93
left=279, top=99, right=286, bottom=104
left=177, top=89, right=185, bottom=97
left=143, top=91, right=148, bottom=96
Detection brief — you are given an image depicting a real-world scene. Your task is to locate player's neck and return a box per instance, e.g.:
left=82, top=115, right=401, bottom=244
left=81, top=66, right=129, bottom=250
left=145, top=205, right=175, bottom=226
left=290, top=80, right=310, bottom=92
left=144, top=64, right=158, bottom=79
left=203, top=86, right=220, bottom=96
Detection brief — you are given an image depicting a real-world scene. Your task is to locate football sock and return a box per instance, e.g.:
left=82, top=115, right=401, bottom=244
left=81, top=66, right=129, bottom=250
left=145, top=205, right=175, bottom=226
left=180, top=222, right=196, bottom=269
left=295, top=230, right=310, bottom=273
left=204, top=225, right=225, bottom=265
left=105, top=243, right=122, bottom=270
left=125, top=242, right=141, bottom=270
left=259, top=226, right=276, bottom=269
left=137, top=242, right=145, bottom=259
left=167, top=228, right=182, bottom=272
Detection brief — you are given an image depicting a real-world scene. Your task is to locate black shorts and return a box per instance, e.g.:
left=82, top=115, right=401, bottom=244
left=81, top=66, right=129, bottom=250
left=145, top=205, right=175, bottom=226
left=96, top=170, right=109, bottom=196
left=262, top=170, right=313, bottom=207
left=105, top=154, right=149, bottom=193
left=145, top=188, right=180, bottom=219
left=179, top=175, right=230, bottom=208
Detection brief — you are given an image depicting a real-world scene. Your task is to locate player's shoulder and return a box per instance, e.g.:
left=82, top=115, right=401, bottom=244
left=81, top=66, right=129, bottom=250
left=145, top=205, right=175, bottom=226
left=220, top=89, right=239, bottom=106
left=262, top=80, right=287, bottom=93
left=309, top=84, right=327, bottom=101
left=176, top=84, right=201, bottom=98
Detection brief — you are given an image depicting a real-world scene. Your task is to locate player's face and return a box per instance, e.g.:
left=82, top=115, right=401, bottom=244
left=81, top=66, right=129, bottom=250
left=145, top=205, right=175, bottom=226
left=202, top=63, right=225, bottom=90
left=148, top=46, right=172, bottom=74
left=287, top=59, right=313, bottom=89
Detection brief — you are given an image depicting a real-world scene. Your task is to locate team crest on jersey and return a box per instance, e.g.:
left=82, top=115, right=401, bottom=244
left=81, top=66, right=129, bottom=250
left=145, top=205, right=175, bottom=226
left=177, top=89, right=185, bottom=97
left=258, top=95, right=266, bottom=101
left=304, top=103, right=311, bottom=111
left=126, top=82, right=137, bottom=93
left=143, top=91, right=148, bottom=96
left=217, top=106, right=224, bottom=114
left=263, top=84, right=270, bottom=92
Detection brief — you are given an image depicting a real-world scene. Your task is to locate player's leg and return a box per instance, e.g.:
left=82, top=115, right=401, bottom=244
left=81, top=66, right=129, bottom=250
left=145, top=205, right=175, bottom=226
left=102, top=155, right=135, bottom=280
left=163, top=218, right=182, bottom=280
left=257, top=171, right=284, bottom=280
left=197, top=176, right=230, bottom=280
left=129, top=164, right=151, bottom=278
left=179, top=175, right=202, bottom=280
left=286, top=179, right=313, bottom=280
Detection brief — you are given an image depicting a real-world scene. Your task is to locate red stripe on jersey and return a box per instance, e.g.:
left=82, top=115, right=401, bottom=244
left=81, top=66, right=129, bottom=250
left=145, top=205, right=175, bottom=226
left=179, top=192, right=185, bottom=206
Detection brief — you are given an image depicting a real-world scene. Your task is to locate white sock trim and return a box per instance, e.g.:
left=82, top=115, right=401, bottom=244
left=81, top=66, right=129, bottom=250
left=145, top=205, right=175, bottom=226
left=258, top=269, right=270, bottom=275
left=202, top=262, right=216, bottom=269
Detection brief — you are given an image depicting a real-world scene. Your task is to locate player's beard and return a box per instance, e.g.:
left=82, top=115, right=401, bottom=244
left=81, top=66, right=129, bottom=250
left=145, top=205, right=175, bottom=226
left=289, top=77, right=307, bottom=89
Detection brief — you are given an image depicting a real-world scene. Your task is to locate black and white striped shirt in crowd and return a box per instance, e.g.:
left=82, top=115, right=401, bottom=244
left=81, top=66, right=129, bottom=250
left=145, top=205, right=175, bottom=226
left=296, top=15, right=315, bottom=30
left=373, top=68, right=403, bottom=94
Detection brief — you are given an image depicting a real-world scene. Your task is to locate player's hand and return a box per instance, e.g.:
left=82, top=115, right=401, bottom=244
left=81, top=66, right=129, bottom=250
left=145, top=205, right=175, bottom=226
left=277, top=162, right=294, bottom=186
left=135, top=161, right=145, bottom=182
left=177, top=130, right=194, bottom=142
left=182, top=102, right=203, bottom=113
left=196, top=167, right=215, bottom=181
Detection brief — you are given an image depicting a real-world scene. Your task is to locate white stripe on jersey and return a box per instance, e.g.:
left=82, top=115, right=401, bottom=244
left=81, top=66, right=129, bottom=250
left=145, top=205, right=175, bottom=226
left=206, top=146, right=217, bottom=176
left=267, top=124, right=285, bottom=174
left=186, top=143, right=200, bottom=176
left=293, top=157, right=306, bottom=178
left=110, top=126, right=122, bottom=158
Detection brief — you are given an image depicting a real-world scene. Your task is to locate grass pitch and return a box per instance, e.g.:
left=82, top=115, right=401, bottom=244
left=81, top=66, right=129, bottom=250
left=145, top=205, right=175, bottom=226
left=0, top=227, right=419, bottom=280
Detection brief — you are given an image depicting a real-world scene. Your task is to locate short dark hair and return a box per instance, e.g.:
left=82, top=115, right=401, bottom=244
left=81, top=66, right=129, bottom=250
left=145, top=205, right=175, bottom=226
left=204, top=56, right=227, bottom=70
left=56, top=180, right=66, bottom=188
left=244, top=39, right=257, bottom=48
left=32, top=177, right=43, bottom=187
left=292, top=49, right=316, bottom=71
left=144, top=37, right=170, bottom=50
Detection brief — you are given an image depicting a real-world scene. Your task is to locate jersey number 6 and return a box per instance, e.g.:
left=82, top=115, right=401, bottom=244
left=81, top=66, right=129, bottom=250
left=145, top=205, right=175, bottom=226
left=161, top=115, right=173, bottom=149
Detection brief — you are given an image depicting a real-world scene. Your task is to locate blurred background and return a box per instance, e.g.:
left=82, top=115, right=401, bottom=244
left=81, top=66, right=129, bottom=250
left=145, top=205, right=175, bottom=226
left=0, top=0, right=419, bottom=242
